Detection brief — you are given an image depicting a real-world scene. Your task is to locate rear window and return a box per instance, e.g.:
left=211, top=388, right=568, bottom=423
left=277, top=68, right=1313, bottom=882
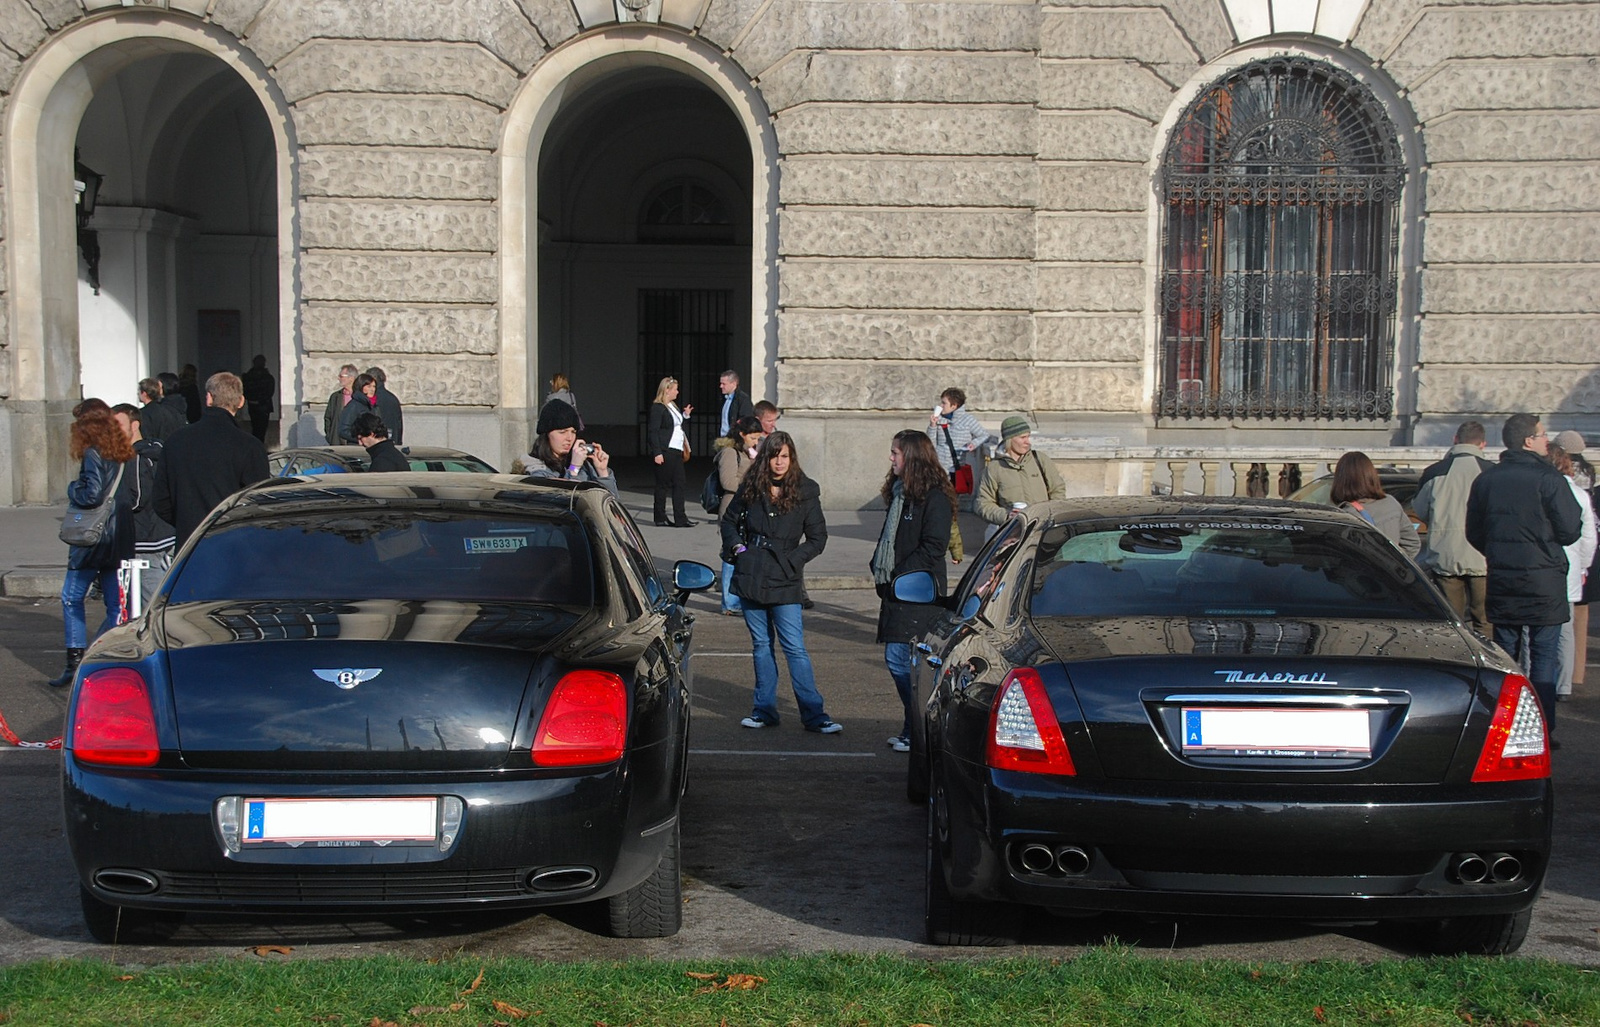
left=1031, top=517, right=1443, bottom=621
left=169, top=510, right=595, bottom=606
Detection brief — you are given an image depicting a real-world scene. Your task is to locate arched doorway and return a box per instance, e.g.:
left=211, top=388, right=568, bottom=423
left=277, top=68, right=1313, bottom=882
left=499, top=28, right=778, bottom=463
left=4, top=15, right=296, bottom=504
left=539, top=66, right=751, bottom=456
left=75, top=50, right=279, bottom=414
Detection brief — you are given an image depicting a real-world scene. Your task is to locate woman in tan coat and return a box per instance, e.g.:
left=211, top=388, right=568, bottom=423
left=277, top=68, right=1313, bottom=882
left=714, top=416, right=764, bottom=614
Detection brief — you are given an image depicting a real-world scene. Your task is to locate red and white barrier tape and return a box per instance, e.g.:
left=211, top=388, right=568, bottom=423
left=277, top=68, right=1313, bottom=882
left=0, top=710, right=62, bottom=749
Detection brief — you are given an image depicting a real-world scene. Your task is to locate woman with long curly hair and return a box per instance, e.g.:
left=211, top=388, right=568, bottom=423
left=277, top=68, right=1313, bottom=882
left=873, top=430, right=957, bottom=752
left=50, top=404, right=135, bottom=686
left=719, top=431, right=841, bottom=733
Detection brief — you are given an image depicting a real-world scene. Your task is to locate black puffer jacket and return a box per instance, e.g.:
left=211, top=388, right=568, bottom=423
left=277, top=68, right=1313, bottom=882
left=720, top=477, right=826, bottom=606
left=65, top=447, right=135, bottom=571
left=1466, top=448, right=1584, bottom=625
left=875, top=489, right=953, bottom=643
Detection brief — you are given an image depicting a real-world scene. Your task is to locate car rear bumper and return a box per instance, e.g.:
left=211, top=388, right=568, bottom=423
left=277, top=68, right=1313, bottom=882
left=64, top=759, right=675, bottom=915
left=938, top=765, right=1552, bottom=920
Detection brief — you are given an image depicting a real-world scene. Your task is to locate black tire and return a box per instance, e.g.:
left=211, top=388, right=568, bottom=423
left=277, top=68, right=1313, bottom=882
left=79, top=886, right=182, bottom=944
left=1420, top=908, right=1532, bottom=955
left=606, top=820, right=683, bottom=938
left=924, top=788, right=1021, bottom=946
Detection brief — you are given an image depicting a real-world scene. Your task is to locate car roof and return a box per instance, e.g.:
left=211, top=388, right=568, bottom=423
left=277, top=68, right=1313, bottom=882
left=221, top=472, right=612, bottom=521
left=276, top=446, right=483, bottom=460
left=1028, top=494, right=1369, bottom=528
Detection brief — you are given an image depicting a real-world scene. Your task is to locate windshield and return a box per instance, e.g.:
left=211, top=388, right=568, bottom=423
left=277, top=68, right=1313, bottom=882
left=169, top=509, right=595, bottom=606
left=1031, top=516, right=1445, bottom=621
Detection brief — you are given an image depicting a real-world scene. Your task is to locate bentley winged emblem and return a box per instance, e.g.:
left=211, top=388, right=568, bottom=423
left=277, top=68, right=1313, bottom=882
left=314, top=668, right=383, bottom=690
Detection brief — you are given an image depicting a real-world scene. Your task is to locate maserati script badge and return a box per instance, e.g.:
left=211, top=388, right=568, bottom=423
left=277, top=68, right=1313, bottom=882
left=314, top=668, right=383, bottom=690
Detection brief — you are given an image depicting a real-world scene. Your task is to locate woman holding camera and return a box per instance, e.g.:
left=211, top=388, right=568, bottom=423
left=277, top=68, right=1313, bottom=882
left=521, top=398, right=618, bottom=497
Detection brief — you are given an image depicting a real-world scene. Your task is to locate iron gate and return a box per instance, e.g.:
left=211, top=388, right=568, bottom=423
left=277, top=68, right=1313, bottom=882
left=637, top=289, right=731, bottom=456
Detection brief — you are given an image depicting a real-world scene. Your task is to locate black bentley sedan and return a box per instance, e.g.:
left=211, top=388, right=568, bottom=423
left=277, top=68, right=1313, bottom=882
left=902, top=497, right=1551, bottom=954
left=61, top=473, right=715, bottom=942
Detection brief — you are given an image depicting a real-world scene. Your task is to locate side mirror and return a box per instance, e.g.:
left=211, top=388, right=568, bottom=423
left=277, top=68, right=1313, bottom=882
left=673, top=561, right=717, bottom=593
left=891, top=570, right=938, bottom=604
left=959, top=594, right=983, bottom=620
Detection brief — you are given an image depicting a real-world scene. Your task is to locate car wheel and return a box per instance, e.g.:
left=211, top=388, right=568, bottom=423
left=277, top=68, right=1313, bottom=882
left=79, top=886, right=182, bottom=944
left=1419, top=908, right=1532, bottom=955
left=924, top=787, right=1020, bottom=946
left=606, top=819, right=683, bottom=939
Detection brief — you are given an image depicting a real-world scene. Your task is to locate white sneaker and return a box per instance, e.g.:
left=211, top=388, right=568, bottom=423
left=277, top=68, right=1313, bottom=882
left=808, top=720, right=843, bottom=734
left=740, top=716, right=770, bottom=729
left=887, top=735, right=910, bottom=752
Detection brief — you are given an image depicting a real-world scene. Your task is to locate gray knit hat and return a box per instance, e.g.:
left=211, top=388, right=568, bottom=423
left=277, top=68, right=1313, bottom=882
left=1000, top=416, right=1032, bottom=442
left=1554, top=430, right=1585, bottom=455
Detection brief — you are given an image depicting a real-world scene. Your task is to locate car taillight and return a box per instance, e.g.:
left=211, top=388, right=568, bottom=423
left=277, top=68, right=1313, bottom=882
left=1471, top=674, right=1550, bottom=783
left=531, top=670, right=627, bottom=767
left=70, top=668, right=159, bottom=767
left=986, top=668, right=1075, bottom=776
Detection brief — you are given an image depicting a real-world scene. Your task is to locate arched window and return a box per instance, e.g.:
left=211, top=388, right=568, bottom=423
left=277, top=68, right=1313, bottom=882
left=638, top=177, right=734, bottom=243
left=1157, top=57, right=1404, bottom=421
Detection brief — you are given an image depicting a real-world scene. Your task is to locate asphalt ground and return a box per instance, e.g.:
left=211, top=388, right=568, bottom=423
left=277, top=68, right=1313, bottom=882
left=0, top=473, right=1596, bottom=965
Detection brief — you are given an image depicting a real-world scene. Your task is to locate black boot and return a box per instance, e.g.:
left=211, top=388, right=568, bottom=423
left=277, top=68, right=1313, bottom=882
left=48, top=648, right=84, bottom=688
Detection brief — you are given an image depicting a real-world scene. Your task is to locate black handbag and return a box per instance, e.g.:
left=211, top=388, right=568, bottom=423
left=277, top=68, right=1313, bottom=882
left=59, top=463, right=125, bottom=547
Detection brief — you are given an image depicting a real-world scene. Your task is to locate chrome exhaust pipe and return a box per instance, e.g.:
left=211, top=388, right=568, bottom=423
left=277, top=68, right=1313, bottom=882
left=1019, top=844, right=1057, bottom=874
left=93, top=868, right=160, bottom=895
left=1489, top=853, right=1522, bottom=883
left=1453, top=853, right=1488, bottom=885
left=1055, top=846, right=1090, bottom=876
left=527, top=866, right=598, bottom=891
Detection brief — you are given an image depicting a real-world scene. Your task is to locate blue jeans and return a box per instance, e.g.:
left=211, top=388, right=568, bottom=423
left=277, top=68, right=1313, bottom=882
left=1495, top=622, right=1563, bottom=734
left=742, top=603, right=828, bottom=728
left=720, top=560, right=741, bottom=614
left=885, top=642, right=914, bottom=738
left=61, top=566, right=123, bottom=648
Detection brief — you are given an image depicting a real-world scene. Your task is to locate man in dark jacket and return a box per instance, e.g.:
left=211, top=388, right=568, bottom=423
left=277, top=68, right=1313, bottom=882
left=716, top=370, right=756, bottom=437
left=352, top=412, right=409, bottom=472
left=157, top=371, right=187, bottom=424
left=137, top=378, right=183, bottom=443
left=366, top=366, right=404, bottom=445
left=1466, top=412, right=1583, bottom=736
left=155, top=371, right=271, bottom=547
left=241, top=355, right=275, bottom=442
left=323, top=363, right=357, bottom=445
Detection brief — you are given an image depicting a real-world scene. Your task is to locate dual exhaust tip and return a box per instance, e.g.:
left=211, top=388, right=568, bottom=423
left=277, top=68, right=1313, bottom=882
left=1018, top=843, right=1090, bottom=877
left=1452, top=852, right=1522, bottom=885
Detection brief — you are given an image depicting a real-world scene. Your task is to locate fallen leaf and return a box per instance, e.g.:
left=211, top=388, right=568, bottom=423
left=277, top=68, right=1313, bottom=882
left=367, top=1019, right=399, bottom=1027
left=460, top=967, right=486, bottom=997
left=250, top=945, right=293, bottom=957
left=115, top=975, right=135, bottom=982
left=692, top=973, right=768, bottom=994
left=492, top=999, right=530, bottom=1019
left=1313, top=1007, right=1326, bottom=1023
left=684, top=971, right=719, bottom=981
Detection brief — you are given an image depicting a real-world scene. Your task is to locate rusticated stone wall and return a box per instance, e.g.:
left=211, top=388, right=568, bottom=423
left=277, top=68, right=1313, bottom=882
left=0, top=0, right=1597, bottom=506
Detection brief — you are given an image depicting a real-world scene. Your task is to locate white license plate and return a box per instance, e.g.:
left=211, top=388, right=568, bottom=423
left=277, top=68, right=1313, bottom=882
left=1181, top=707, right=1371, bottom=757
left=243, top=797, right=438, bottom=844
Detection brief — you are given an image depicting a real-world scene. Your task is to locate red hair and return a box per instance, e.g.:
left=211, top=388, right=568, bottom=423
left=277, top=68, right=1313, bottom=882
left=70, top=409, right=134, bottom=463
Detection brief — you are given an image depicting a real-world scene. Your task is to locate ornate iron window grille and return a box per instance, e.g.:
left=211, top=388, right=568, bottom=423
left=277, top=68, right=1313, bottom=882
left=1157, top=57, right=1405, bottom=421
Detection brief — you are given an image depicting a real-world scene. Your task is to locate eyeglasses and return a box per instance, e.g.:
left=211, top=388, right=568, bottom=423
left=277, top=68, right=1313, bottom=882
left=1533, top=432, right=1549, bottom=440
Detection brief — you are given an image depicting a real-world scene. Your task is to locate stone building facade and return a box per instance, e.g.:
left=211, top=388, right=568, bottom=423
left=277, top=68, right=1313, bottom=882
left=0, top=0, right=1595, bottom=506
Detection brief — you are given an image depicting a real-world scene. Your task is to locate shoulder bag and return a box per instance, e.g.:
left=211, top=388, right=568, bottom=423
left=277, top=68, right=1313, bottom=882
left=940, top=423, right=974, bottom=494
left=59, top=462, right=126, bottom=547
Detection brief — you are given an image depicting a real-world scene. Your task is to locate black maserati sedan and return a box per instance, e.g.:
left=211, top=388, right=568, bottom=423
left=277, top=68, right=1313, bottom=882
left=61, top=473, right=715, bottom=942
left=900, top=497, right=1551, bottom=954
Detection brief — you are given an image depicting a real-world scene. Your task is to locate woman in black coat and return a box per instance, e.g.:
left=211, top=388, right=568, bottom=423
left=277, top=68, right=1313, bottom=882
left=51, top=403, right=136, bottom=686
left=647, top=375, right=694, bottom=527
left=871, top=430, right=956, bottom=751
left=720, top=431, right=841, bottom=733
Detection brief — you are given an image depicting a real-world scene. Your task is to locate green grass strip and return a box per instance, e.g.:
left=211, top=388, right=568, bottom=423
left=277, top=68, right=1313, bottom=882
left=1, top=948, right=1597, bottom=1026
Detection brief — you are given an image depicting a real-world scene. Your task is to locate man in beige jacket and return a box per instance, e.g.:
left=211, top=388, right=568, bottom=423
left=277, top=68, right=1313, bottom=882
left=976, top=416, right=1066, bottom=528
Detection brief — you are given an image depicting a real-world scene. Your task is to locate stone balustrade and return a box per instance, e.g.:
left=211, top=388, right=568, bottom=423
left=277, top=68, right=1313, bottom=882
left=1022, top=436, right=1441, bottom=499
